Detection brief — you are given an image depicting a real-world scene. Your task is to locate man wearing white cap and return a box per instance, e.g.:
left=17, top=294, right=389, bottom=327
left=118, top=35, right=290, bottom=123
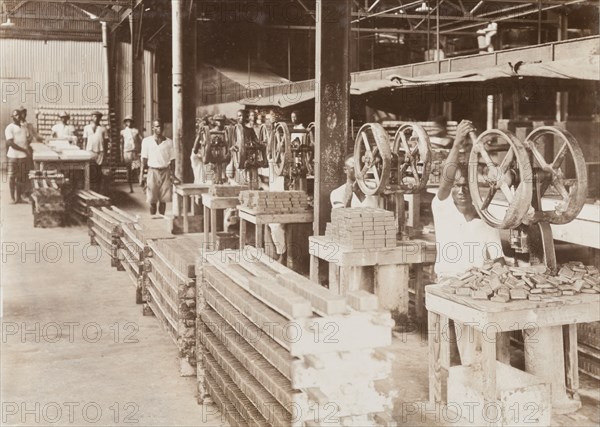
left=120, top=115, right=141, bottom=193
left=83, top=111, right=107, bottom=190
left=51, top=111, right=77, bottom=144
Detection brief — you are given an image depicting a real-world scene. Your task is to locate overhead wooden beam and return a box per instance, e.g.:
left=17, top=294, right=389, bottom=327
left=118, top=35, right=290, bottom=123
left=311, top=0, right=351, bottom=283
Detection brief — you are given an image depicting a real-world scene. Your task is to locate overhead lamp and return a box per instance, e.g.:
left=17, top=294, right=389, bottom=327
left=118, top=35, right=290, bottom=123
left=415, top=2, right=432, bottom=13
left=0, top=17, right=15, bottom=27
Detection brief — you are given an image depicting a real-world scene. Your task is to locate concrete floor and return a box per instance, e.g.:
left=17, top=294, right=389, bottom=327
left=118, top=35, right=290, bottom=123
left=1, top=183, right=222, bottom=426
left=1, top=181, right=599, bottom=426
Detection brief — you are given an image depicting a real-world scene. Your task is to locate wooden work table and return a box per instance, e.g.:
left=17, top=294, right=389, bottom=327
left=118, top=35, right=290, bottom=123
left=309, top=235, right=436, bottom=317
left=426, top=284, right=600, bottom=417
left=31, top=143, right=95, bottom=190
left=201, top=193, right=239, bottom=250
left=237, top=207, right=313, bottom=257
left=173, top=183, right=211, bottom=233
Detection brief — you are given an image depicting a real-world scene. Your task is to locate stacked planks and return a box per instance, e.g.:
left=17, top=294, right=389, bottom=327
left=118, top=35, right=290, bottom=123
left=88, top=206, right=137, bottom=269
left=197, top=246, right=396, bottom=427
left=145, top=233, right=205, bottom=376
left=71, top=189, right=111, bottom=219
left=119, top=218, right=175, bottom=305
left=29, top=171, right=66, bottom=228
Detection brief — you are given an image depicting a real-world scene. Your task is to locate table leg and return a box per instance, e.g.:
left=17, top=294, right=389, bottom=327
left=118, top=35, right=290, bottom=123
left=239, top=218, right=247, bottom=250
left=496, top=332, right=511, bottom=365
left=563, top=324, right=580, bottom=401
left=524, top=325, right=581, bottom=414
left=191, top=196, right=196, bottom=216
left=210, top=208, right=217, bottom=251
left=375, top=264, right=409, bottom=317
left=338, top=266, right=353, bottom=296
left=481, top=331, right=498, bottom=426
left=309, top=254, right=319, bottom=284
left=255, top=224, right=264, bottom=249
left=84, top=162, right=90, bottom=190
left=203, top=205, right=210, bottom=249
left=428, top=311, right=451, bottom=405
left=182, top=195, right=189, bottom=233
left=328, top=263, right=340, bottom=295
left=414, top=264, right=425, bottom=322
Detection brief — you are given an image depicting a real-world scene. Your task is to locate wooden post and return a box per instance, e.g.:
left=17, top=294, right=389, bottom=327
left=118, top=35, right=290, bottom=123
left=129, top=6, right=144, bottom=131
left=172, top=0, right=184, bottom=181
left=312, top=0, right=351, bottom=282
left=182, top=2, right=196, bottom=183
left=101, top=22, right=110, bottom=107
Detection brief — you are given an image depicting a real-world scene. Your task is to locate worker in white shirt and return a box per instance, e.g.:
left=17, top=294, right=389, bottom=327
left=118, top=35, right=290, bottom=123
left=141, top=119, right=178, bottom=217
left=83, top=111, right=107, bottom=191
left=5, top=109, right=32, bottom=204
left=120, top=115, right=141, bottom=193
left=51, top=111, right=78, bottom=145
left=432, top=119, right=505, bottom=365
left=18, top=106, right=43, bottom=144
left=330, top=156, right=382, bottom=209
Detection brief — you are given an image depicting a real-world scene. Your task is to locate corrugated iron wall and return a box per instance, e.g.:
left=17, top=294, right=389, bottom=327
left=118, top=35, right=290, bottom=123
left=0, top=38, right=105, bottom=167
left=113, top=42, right=157, bottom=137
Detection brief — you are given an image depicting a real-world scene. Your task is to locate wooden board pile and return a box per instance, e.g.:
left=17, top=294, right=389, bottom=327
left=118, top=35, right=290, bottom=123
left=197, top=247, right=396, bottom=427
left=441, top=261, right=600, bottom=302
left=71, top=190, right=111, bottom=219
left=208, top=184, right=248, bottom=197
left=88, top=206, right=137, bottom=269
left=325, top=208, right=397, bottom=249
left=29, top=171, right=66, bottom=228
left=145, top=233, right=205, bottom=376
left=119, top=219, right=175, bottom=305
left=238, top=191, right=310, bottom=214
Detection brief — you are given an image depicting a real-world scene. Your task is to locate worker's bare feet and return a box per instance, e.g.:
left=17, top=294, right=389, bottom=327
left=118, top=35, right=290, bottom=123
left=10, top=199, right=17, bottom=205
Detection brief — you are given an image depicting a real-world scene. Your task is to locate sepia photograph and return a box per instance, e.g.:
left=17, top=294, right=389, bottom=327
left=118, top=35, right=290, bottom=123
left=1, top=1, right=599, bottom=426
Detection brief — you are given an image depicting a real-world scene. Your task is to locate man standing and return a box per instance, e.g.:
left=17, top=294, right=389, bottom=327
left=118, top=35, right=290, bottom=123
left=141, top=119, right=177, bottom=217
left=5, top=109, right=31, bottom=204
left=83, top=111, right=107, bottom=191
left=120, top=115, right=141, bottom=193
left=51, top=111, right=78, bottom=145
left=18, top=106, right=43, bottom=144
left=331, top=156, right=382, bottom=209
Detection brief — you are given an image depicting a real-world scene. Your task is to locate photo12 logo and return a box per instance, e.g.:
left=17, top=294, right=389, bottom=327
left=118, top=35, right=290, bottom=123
left=1, top=402, right=140, bottom=425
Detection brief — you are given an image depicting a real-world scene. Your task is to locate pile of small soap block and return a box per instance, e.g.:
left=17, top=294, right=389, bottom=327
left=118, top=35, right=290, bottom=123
left=443, top=261, right=600, bottom=303
left=238, top=190, right=309, bottom=213
left=208, top=185, right=248, bottom=197
left=325, top=208, right=397, bottom=249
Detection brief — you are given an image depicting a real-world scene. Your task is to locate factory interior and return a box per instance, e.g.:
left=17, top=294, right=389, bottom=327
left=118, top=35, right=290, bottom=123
left=1, top=0, right=599, bottom=426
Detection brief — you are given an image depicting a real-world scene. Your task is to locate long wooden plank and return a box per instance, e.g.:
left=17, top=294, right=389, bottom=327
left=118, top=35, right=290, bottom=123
left=90, top=207, right=119, bottom=226
left=247, top=276, right=313, bottom=320
left=207, top=252, right=314, bottom=320
left=243, top=247, right=348, bottom=316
